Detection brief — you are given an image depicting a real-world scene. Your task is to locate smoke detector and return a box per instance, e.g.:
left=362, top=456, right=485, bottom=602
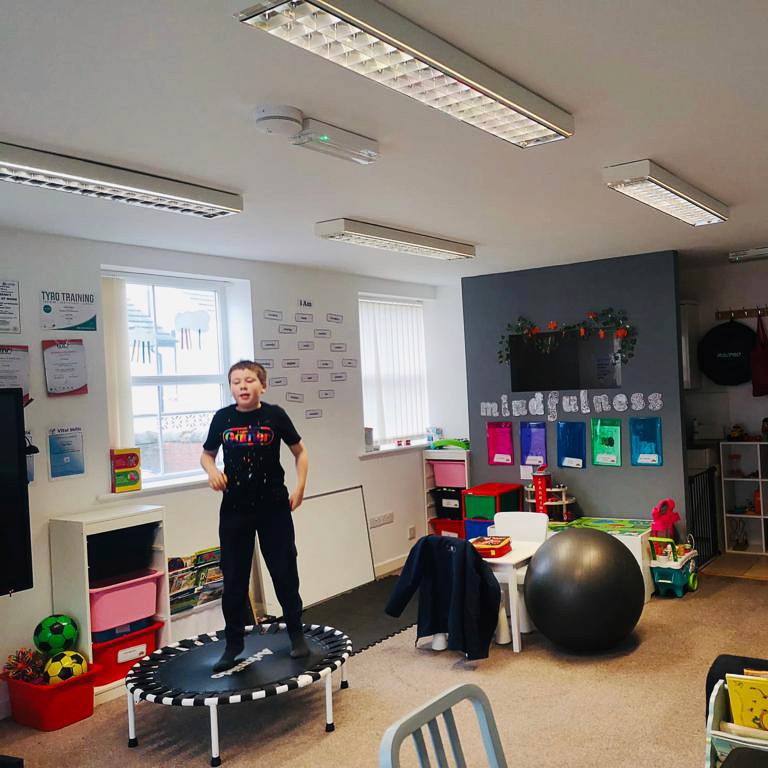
left=252, top=105, right=304, bottom=137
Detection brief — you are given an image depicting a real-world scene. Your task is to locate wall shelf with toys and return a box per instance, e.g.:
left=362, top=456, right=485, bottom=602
left=49, top=504, right=170, bottom=706
left=720, top=441, right=768, bottom=554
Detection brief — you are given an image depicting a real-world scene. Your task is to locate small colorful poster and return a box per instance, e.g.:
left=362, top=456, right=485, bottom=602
left=591, top=418, right=622, bottom=466
left=110, top=448, right=141, bottom=493
left=48, top=425, right=85, bottom=479
left=42, top=339, right=88, bottom=396
left=40, top=289, right=97, bottom=330
left=0, top=344, right=31, bottom=404
left=0, top=280, right=21, bottom=333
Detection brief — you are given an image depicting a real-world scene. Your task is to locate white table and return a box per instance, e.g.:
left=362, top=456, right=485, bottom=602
left=484, top=540, right=542, bottom=653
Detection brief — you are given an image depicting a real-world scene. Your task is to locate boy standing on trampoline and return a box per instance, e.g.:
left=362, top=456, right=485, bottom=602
left=201, top=360, right=309, bottom=672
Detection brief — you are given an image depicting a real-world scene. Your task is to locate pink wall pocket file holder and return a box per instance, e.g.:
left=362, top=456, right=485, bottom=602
left=486, top=421, right=513, bottom=465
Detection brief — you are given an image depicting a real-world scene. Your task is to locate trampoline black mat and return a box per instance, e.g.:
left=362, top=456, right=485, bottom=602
left=126, top=623, right=350, bottom=706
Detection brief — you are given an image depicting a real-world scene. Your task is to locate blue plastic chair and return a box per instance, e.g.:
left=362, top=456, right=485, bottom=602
left=379, top=683, right=508, bottom=768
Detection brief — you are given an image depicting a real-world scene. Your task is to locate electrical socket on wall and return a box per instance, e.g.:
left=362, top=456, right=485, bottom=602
left=369, top=511, right=394, bottom=529
left=407, top=525, right=416, bottom=540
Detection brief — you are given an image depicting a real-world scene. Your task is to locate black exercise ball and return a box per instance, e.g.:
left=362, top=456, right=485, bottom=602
left=524, top=528, right=644, bottom=652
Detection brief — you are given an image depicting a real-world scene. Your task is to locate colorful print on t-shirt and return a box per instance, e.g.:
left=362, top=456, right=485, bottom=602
left=222, top=426, right=275, bottom=446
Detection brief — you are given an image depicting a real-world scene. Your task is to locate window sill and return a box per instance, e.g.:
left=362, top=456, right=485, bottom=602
left=96, top=474, right=209, bottom=503
left=358, top=442, right=427, bottom=460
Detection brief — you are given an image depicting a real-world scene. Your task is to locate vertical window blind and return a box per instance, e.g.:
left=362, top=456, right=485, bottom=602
left=359, top=297, right=429, bottom=444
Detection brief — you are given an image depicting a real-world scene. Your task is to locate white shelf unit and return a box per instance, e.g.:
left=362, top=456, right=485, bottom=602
left=49, top=504, right=171, bottom=705
left=719, top=441, right=768, bottom=554
left=423, top=449, right=470, bottom=532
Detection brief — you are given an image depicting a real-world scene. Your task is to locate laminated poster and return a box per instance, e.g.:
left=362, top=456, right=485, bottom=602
left=520, top=421, right=547, bottom=466
left=487, top=421, right=513, bottom=465
left=630, top=417, right=663, bottom=466
left=0, top=280, right=21, bottom=333
left=591, top=418, right=622, bottom=467
left=557, top=421, right=586, bottom=469
left=0, top=344, right=31, bottom=404
left=48, top=425, right=85, bottom=479
left=40, top=289, right=97, bottom=331
left=42, top=339, right=88, bottom=396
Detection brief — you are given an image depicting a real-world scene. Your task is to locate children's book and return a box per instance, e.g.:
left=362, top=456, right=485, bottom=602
left=726, top=674, right=768, bottom=730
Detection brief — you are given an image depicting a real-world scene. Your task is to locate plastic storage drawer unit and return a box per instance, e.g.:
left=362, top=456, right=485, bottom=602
left=429, top=487, right=464, bottom=520
left=91, top=620, right=163, bottom=686
left=463, top=483, right=522, bottom=520
left=89, top=569, right=162, bottom=632
left=464, top=518, right=494, bottom=540
left=428, top=460, right=466, bottom=488
left=429, top=518, right=465, bottom=538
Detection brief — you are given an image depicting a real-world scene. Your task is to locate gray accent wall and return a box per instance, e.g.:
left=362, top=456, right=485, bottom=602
left=461, top=251, right=686, bottom=521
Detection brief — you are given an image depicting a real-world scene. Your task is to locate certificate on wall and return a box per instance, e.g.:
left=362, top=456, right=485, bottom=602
left=0, top=280, right=21, bottom=333
left=0, top=344, right=31, bottom=404
left=40, top=289, right=97, bottom=331
left=48, top=425, right=85, bottom=479
left=42, top=339, right=88, bottom=396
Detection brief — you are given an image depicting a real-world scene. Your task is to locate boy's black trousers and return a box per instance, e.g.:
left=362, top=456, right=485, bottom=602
left=219, top=489, right=303, bottom=645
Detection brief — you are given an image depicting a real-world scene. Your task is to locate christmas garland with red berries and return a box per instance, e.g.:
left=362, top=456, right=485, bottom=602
left=498, top=308, right=637, bottom=366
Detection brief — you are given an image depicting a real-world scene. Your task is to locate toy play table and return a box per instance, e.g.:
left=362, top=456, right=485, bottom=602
left=547, top=517, right=654, bottom=602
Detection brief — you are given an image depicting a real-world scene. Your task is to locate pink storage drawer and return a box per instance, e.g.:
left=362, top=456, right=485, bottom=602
left=429, top=460, right=466, bottom=488
left=89, top=569, right=162, bottom=632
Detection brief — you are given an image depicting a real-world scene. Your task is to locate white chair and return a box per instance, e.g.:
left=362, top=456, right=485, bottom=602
left=492, top=512, right=548, bottom=634
left=379, top=683, right=507, bottom=767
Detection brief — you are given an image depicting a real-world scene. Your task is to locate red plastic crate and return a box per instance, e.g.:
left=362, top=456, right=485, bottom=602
left=429, top=517, right=465, bottom=538
left=91, top=620, right=163, bottom=686
left=3, top=665, right=99, bottom=731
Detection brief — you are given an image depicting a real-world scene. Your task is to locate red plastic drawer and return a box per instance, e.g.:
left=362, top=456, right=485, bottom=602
left=90, top=620, right=163, bottom=686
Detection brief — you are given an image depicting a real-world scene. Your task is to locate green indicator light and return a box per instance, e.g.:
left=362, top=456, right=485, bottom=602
left=318, top=134, right=330, bottom=142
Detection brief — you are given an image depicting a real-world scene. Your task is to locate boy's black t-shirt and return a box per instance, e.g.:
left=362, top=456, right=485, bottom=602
left=203, top=402, right=301, bottom=500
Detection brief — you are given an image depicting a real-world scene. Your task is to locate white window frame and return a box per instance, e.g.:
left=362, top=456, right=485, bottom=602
left=358, top=294, right=429, bottom=448
left=105, top=270, right=230, bottom=484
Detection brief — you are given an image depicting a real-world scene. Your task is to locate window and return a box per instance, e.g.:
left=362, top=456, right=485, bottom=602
left=104, top=274, right=227, bottom=483
left=358, top=297, right=429, bottom=446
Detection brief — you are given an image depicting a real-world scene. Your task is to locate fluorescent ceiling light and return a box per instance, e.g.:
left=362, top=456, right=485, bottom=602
left=729, top=247, right=768, bottom=264
left=602, top=160, right=727, bottom=227
left=314, top=218, right=475, bottom=260
left=292, top=118, right=380, bottom=164
left=0, top=142, right=242, bottom=219
left=237, top=1, right=573, bottom=148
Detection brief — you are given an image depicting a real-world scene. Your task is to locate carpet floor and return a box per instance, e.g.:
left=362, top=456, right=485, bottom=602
left=2, top=574, right=768, bottom=767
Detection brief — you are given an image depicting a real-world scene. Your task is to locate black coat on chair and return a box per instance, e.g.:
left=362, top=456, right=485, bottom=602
left=385, top=535, right=501, bottom=661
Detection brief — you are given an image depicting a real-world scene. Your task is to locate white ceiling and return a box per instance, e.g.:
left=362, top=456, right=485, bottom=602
left=2, top=0, right=768, bottom=285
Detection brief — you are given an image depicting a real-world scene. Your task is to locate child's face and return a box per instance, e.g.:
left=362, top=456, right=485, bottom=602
left=229, top=368, right=265, bottom=410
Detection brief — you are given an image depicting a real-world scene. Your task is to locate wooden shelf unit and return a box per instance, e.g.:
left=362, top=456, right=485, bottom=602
left=719, top=441, right=768, bottom=554
left=49, top=504, right=171, bottom=705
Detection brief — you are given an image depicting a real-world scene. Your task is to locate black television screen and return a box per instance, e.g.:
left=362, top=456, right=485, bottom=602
left=0, top=388, right=33, bottom=596
left=507, top=333, right=622, bottom=392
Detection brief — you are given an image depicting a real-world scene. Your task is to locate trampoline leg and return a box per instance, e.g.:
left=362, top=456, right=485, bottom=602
left=324, top=672, right=335, bottom=733
left=210, top=704, right=222, bottom=767
left=340, top=660, right=349, bottom=690
left=127, top=690, right=138, bottom=747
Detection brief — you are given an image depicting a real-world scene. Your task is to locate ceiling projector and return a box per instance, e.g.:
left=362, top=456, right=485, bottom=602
left=252, top=105, right=380, bottom=165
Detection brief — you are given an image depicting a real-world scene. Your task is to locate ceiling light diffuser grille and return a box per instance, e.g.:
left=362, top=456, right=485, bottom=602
left=315, top=218, right=475, bottom=260
left=602, top=160, right=727, bottom=227
left=237, top=1, right=573, bottom=148
left=0, top=142, right=242, bottom=219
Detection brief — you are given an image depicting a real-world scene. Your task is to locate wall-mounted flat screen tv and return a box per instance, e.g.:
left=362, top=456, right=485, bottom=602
left=507, top=333, right=622, bottom=392
left=0, top=387, right=33, bottom=596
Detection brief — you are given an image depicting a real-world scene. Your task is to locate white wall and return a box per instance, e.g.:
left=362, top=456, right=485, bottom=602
left=0, top=227, right=463, bottom=658
left=680, top=261, right=768, bottom=435
left=423, top=283, right=469, bottom=440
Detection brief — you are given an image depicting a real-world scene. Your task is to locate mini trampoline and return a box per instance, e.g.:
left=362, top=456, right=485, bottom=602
left=125, top=622, right=352, bottom=766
